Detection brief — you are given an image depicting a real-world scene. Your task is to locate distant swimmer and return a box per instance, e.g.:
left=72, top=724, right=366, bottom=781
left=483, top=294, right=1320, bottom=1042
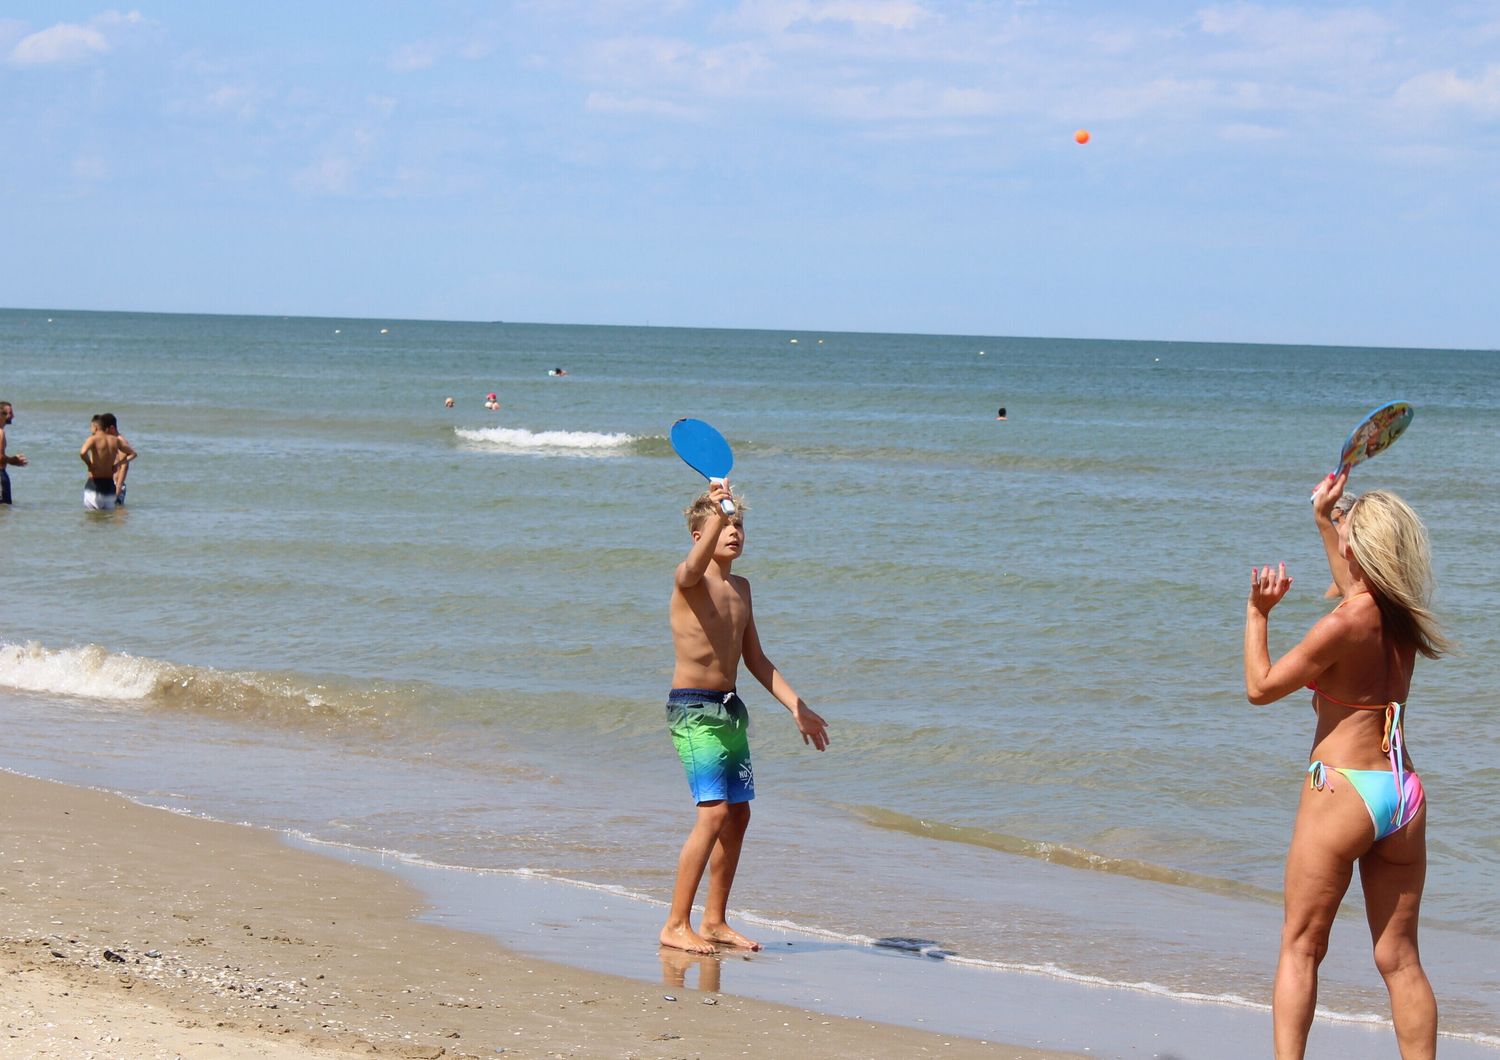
left=996, top=407, right=1008, bottom=421
left=444, top=397, right=455, bottom=408
left=485, top=392, right=500, bottom=412
left=548, top=368, right=568, bottom=377
left=102, top=413, right=136, bottom=505
left=80, top=414, right=135, bottom=511
left=0, top=400, right=27, bottom=505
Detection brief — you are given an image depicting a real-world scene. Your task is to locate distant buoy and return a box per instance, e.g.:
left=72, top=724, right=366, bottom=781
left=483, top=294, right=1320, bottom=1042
left=380, top=327, right=389, bottom=334
left=789, top=338, right=799, bottom=344
left=1074, top=129, right=1090, bottom=145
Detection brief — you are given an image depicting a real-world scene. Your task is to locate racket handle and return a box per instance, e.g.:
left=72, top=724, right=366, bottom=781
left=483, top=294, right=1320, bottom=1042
left=1309, top=465, right=1349, bottom=504
left=710, top=477, right=737, bottom=516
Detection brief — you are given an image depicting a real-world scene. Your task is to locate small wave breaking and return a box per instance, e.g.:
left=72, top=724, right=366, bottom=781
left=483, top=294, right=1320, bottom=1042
left=0, top=640, right=403, bottom=724
left=848, top=804, right=1284, bottom=905
left=454, top=426, right=638, bottom=455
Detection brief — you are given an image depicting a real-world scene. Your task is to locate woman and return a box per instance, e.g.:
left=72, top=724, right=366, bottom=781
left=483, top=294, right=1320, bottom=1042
left=1244, top=470, right=1449, bottom=1059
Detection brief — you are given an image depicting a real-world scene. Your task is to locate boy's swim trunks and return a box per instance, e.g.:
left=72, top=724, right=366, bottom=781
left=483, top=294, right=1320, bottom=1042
left=84, top=476, right=117, bottom=511
left=666, top=688, right=754, bottom=804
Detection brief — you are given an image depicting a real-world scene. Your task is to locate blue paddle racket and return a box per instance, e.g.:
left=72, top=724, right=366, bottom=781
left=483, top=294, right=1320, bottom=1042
left=670, top=418, right=736, bottom=516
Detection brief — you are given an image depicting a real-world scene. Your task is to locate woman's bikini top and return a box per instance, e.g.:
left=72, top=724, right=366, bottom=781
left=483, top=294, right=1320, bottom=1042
left=1307, top=683, right=1412, bottom=830
left=1307, top=590, right=1409, bottom=761
left=1307, top=682, right=1407, bottom=758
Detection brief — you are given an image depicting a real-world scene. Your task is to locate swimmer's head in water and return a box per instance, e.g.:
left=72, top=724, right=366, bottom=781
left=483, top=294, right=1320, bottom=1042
left=1330, top=491, right=1359, bottom=523
left=684, top=488, right=747, bottom=533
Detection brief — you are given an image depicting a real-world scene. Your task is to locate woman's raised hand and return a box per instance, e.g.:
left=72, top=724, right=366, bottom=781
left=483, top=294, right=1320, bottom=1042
left=1249, top=562, right=1293, bottom=615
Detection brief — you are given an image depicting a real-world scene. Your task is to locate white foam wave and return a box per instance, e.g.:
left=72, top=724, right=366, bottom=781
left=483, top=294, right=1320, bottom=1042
left=0, top=641, right=162, bottom=701
left=0, top=639, right=376, bottom=721
left=454, top=426, right=636, bottom=454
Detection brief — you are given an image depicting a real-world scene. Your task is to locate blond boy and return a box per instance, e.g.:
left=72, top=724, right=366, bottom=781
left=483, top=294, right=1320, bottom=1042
left=659, top=481, right=829, bottom=954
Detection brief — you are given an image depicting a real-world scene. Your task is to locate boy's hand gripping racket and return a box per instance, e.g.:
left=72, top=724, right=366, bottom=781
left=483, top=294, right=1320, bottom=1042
left=671, top=418, right=736, bottom=516
left=1311, top=400, right=1413, bottom=501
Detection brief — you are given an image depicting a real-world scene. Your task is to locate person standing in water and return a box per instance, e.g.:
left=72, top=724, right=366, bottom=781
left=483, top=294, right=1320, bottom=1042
left=1245, top=470, right=1448, bottom=1059
left=101, top=413, right=136, bottom=505
left=0, top=401, right=26, bottom=505
left=80, top=414, right=135, bottom=510
left=659, top=482, right=830, bottom=955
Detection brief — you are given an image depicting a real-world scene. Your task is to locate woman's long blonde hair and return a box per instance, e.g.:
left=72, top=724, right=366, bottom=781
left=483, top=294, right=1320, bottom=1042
left=1346, top=490, right=1450, bottom=659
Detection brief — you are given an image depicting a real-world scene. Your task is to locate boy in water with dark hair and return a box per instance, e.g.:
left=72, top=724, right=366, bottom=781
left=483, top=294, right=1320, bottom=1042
left=100, top=413, right=136, bottom=505
left=80, top=414, right=135, bottom=511
left=660, top=481, right=830, bottom=954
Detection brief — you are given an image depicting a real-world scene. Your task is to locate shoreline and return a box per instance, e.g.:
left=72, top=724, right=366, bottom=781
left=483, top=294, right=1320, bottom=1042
left=0, top=768, right=1065, bottom=1059
left=8, top=770, right=1493, bottom=1059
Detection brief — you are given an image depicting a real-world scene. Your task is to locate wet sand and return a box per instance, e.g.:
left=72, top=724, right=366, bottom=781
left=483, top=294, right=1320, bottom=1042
left=0, top=770, right=1069, bottom=1059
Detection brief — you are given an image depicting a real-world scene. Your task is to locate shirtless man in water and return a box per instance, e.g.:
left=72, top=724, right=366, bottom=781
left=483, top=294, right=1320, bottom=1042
left=659, top=481, right=830, bottom=955
left=0, top=401, right=26, bottom=505
left=80, top=415, right=135, bottom=510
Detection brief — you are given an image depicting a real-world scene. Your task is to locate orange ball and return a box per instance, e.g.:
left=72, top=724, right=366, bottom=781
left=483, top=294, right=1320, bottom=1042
left=1074, top=129, right=1090, bottom=144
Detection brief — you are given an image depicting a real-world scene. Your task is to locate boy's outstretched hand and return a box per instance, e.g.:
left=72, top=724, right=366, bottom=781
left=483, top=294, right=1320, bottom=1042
left=792, top=702, right=830, bottom=751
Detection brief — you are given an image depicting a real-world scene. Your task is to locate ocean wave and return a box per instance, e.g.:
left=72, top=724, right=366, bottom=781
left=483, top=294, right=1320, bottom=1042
left=846, top=804, right=1284, bottom=905
left=454, top=426, right=640, bottom=454
left=0, top=640, right=407, bottom=723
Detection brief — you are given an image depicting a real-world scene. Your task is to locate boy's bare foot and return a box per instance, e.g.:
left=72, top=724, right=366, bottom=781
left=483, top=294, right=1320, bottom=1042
left=660, top=924, right=717, bottom=954
left=701, top=923, right=761, bottom=951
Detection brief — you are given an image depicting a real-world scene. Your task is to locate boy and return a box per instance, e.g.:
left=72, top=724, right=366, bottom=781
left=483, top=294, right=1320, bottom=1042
left=80, top=414, right=135, bottom=510
left=660, top=481, right=829, bottom=954
left=101, top=413, right=136, bottom=505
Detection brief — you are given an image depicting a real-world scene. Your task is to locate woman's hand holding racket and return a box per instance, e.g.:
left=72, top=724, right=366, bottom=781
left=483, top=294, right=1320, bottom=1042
left=1311, top=470, right=1349, bottom=525
left=1250, top=562, right=1293, bottom=615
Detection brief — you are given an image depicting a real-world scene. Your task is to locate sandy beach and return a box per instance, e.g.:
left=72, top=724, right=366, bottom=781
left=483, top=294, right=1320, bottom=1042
left=0, top=770, right=1069, bottom=1059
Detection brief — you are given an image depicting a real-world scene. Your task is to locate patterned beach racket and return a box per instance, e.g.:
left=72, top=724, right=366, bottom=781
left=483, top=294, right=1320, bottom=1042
left=1312, top=400, right=1413, bottom=501
left=671, top=418, right=737, bottom=516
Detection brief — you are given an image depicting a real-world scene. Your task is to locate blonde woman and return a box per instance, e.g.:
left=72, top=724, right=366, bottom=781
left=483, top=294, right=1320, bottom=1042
left=1244, top=470, right=1449, bottom=1059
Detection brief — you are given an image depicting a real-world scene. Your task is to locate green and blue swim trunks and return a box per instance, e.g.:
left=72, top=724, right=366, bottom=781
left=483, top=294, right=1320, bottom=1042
left=667, top=688, right=754, bottom=805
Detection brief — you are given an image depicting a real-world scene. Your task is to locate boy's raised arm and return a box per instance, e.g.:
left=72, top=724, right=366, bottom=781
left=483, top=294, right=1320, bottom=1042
left=674, top=483, right=732, bottom=589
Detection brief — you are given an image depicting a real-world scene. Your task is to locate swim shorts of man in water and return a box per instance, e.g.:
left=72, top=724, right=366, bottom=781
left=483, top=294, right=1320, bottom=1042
left=666, top=688, right=754, bottom=805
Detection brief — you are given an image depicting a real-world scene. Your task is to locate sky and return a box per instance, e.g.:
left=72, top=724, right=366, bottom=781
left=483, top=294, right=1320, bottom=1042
left=2, top=2, right=1497, bottom=347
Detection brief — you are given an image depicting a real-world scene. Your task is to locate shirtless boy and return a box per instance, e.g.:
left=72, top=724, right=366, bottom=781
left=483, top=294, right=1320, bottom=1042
left=660, top=481, right=830, bottom=955
left=101, top=413, right=136, bottom=505
left=80, top=415, right=135, bottom=510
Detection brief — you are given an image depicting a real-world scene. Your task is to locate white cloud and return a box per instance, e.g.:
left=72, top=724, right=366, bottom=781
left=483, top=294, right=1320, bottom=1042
left=1395, top=65, right=1500, bottom=115
left=293, top=156, right=355, bottom=195
left=72, top=155, right=110, bottom=181
left=1193, top=4, right=1391, bottom=67
left=7, top=9, right=142, bottom=67
left=389, top=41, right=443, bottom=73
left=206, top=84, right=270, bottom=121
left=10, top=23, right=109, bottom=66
left=725, top=0, right=931, bottom=33
left=585, top=91, right=703, bottom=118
left=822, top=80, right=1005, bottom=121
left=1218, top=122, right=1285, bottom=142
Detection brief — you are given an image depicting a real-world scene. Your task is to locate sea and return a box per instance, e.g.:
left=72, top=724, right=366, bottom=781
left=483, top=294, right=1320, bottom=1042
left=1, top=309, right=1496, bottom=1047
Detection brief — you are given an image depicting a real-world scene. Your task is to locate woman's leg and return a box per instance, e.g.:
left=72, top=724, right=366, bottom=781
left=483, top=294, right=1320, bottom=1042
left=1273, top=778, right=1371, bottom=1059
left=1360, top=805, right=1436, bottom=1059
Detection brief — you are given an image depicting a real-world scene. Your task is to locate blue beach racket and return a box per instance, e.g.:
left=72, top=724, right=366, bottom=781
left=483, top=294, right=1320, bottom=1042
left=1311, top=400, right=1413, bottom=501
left=670, top=418, right=736, bottom=516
